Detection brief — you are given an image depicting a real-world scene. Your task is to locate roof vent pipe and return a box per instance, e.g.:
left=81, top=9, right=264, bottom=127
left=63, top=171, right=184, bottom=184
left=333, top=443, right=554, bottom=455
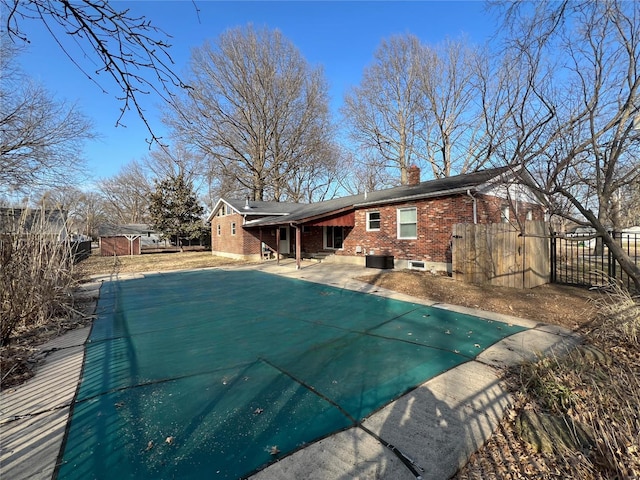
left=244, top=198, right=251, bottom=210
left=467, top=189, right=477, bottom=224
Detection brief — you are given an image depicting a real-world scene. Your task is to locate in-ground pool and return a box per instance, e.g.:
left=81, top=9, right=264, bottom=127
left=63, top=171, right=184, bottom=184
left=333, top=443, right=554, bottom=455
left=56, top=269, right=527, bottom=479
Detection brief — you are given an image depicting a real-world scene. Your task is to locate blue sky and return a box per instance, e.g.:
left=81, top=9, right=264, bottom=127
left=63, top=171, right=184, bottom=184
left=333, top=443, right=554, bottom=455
left=16, top=1, right=497, bottom=185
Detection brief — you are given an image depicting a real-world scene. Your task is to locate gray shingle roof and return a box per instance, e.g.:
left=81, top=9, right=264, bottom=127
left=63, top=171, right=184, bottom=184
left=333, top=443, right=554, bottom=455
left=97, top=223, right=156, bottom=236
left=217, top=166, right=517, bottom=227
left=224, top=199, right=300, bottom=215
left=0, top=207, right=67, bottom=235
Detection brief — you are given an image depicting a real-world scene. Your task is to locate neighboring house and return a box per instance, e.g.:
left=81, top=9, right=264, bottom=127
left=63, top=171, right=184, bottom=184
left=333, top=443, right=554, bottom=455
left=207, top=166, right=546, bottom=272
left=621, top=226, right=640, bottom=244
left=622, top=225, right=640, bottom=234
left=98, top=223, right=161, bottom=256
left=0, top=207, right=69, bottom=242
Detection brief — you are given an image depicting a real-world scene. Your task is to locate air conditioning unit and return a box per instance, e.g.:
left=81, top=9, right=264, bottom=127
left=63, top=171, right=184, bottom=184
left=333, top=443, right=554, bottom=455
left=408, top=260, right=427, bottom=271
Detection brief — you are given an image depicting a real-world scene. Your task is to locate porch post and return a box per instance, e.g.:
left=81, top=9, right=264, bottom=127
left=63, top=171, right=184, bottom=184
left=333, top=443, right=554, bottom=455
left=295, top=225, right=301, bottom=270
left=259, top=228, right=264, bottom=262
left=276, top=227, right=280, bottom=265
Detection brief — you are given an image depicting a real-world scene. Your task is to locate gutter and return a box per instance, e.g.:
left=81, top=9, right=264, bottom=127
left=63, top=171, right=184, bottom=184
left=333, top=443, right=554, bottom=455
left=353, top=185, right=485, bottom=209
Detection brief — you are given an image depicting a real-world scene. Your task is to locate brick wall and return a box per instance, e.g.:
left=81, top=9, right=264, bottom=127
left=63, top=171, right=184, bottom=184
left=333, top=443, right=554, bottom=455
left=211, top=213, right=262, bottom=256
left=335, top=194, right=545, bottom=264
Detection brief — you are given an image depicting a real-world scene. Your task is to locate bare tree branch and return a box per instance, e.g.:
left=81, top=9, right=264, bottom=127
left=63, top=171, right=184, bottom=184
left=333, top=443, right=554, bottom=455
left=2, top=0, right=189, bottom=144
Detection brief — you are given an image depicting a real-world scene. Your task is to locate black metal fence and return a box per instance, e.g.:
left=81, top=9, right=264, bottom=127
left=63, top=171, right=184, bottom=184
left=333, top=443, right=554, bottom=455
left=551, top=231, right=639, bottom=293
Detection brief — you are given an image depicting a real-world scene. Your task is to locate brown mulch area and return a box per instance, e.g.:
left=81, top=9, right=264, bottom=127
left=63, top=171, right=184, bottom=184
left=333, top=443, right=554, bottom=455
left=356, top=270, right=600, bottom=330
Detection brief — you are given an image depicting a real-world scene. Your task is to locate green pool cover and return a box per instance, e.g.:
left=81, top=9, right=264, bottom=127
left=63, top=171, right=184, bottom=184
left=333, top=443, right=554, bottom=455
left=56, top=269, right=527, bottom=479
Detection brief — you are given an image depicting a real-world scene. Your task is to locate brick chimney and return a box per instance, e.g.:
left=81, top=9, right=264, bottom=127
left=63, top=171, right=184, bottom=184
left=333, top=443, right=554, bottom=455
left=408, top=165, right=421, bottom=186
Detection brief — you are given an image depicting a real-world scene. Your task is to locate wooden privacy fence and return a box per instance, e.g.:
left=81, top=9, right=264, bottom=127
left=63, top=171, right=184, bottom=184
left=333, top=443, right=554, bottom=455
left=452, top=221, right=550, bottom=289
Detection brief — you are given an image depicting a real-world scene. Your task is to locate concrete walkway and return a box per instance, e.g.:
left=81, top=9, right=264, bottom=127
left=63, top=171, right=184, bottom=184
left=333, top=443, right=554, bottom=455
left=0, top=260, right=580, bottom=480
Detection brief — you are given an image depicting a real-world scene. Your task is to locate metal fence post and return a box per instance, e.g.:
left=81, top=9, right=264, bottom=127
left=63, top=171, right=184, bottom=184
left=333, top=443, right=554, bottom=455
left=550, top=232, right=556, bottom=283
left=608, top=231, right=616, bottom=281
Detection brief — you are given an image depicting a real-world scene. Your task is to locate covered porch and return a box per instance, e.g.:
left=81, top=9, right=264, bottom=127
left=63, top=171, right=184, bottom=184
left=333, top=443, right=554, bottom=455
left=253, top=209, right=355, bottom=269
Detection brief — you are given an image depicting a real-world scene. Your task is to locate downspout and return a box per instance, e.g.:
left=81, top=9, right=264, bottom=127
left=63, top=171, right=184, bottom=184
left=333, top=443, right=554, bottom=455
left=466, top=189, right=477, bottom=224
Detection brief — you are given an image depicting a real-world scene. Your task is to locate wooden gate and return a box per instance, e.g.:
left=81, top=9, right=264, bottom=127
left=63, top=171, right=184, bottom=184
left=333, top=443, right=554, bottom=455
left=452, top=221, right=550, bottom=289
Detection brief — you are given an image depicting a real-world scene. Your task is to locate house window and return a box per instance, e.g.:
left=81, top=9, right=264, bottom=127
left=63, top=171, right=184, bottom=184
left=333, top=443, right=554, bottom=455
left=217, top=224, right=221, bottom=236
left=226, top=205, right=232, bottom=215
left=501, top=206, right=510, bottom=223
left=325, top=226, right=344, bottom=249
left=366, top=211, right=381, bottom=231
left=397, top=207, right=417, bottom=239
left=526, top=210, right=533, bottom=221
left=231, top=222, right=236, bottom=235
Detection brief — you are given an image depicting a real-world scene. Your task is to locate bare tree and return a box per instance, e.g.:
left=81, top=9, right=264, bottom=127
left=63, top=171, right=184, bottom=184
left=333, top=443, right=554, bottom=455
left=337, top=150, right=398, bottom=195
left=344, top=34, right=493, bottom=183
left=619, top=181, right=640, bottom=228
left=165, top=25, right=336, bottom=202
left=281, top=141, right=343, bottom=202
left=38, top=185, right=84, bottom=233
left=143, top=143, right=207, bottom=190
left=77, top=191, right=108, bottom=238
left=2, top=0, right=186, bottom=139
left=493, top=0, right=640, bottom=291
left=97, top=159, right=152, bottom=225
left=342, top=34, right=427, bottom=185
left=38, top=186, right=108, bottom=238
left=417, top=39, right=489, bottom=177
left=0, top=39, right=94, bottom=194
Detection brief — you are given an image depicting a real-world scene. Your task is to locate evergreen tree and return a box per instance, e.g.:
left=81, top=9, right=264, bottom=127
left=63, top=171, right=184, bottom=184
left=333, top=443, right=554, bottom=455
left=149, top=174, right=204, bottom=251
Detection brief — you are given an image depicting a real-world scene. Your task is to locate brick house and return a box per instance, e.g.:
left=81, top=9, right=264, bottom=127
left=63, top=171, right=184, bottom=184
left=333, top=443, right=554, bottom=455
left=207, top=166, right=546, bottom=271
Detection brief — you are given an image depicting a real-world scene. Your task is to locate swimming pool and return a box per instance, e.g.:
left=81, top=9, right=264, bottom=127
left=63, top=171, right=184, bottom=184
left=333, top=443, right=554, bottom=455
left=56, top=269, right=526, bottom=479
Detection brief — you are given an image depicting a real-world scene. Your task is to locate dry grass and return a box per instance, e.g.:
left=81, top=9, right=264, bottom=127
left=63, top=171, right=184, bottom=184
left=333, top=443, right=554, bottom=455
left=1, top=211, right=81, bottom=387
left=357, top=270, right=600, bottom=330
left=76, top=251, right=247, bottom=278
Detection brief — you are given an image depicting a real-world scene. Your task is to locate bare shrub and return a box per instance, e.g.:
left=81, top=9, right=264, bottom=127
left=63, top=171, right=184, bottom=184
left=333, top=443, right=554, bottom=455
left=509, top=286, right=640, bottom=479
left=0, top=209, right=77, bottom=345
left=590, top=281, right=640, bottom=346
